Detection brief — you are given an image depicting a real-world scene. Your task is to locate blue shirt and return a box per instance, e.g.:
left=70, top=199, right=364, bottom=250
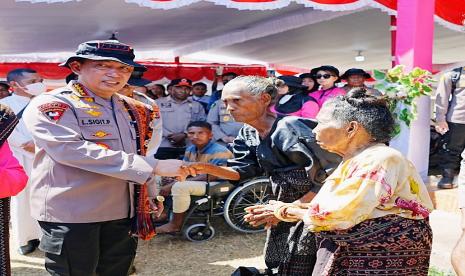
left=183, top=140, right=233, bottom=165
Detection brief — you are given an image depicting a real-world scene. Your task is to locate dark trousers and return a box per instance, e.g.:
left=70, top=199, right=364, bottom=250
left=439, top=122, right=465, bottom=172
left=155, top=147, right=185, bottom=160
left=38, top=218, right=137, bottom=276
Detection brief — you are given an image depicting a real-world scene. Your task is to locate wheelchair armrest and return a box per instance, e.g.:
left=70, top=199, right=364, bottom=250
left=208, top=181, right=235, bottom=197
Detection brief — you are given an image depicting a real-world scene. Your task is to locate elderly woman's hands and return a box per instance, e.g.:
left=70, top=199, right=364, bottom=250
left=244, top=200, right=285, bottom=229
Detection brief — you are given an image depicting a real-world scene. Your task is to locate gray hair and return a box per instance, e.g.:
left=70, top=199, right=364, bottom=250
left=225, top=76, right=285, bottom=102
left=324, top=88, right=395, bottom=143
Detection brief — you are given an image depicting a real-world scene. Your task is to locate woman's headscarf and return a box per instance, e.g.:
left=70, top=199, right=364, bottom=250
left=274, top=75, right=313, bottom=115
left=0, top=104, right=18, bottom=147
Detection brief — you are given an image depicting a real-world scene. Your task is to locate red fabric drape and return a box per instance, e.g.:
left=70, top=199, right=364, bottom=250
left=0, top=62, right=267, bottom=81
left=436, top=0, right=465, bottom=27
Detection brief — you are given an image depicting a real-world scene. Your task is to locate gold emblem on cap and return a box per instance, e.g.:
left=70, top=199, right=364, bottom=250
left=223, top=116, right=230, bottom=122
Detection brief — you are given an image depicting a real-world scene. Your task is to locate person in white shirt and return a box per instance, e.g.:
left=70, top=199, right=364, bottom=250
left=0, top=68, right=43, bottom=255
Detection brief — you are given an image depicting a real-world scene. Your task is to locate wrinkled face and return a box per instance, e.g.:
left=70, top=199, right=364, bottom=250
left=187, top=126, right=213, bottom=147
left=347, top=74, right=365, bottom=87
left=192, top=85, right=207, bottom=97
left=70, top=60, right=133, bottom=96
left=313, top=103, right=349, bottom=155
left=0, top=85, right=10, bottom=99
left=221, top=83, right=269, bottom=124
left=301, top=77, right=315, bottom=91
left=315, top=70, right=338, bottom=87
left=171, top=85, right=191, bottom=101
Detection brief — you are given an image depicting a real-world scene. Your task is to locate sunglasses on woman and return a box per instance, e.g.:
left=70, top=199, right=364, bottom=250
left=315, top=74, right=335, bottom=79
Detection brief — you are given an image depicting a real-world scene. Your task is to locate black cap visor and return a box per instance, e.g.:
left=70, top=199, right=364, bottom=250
left=60, top=55, right=146, bottom=71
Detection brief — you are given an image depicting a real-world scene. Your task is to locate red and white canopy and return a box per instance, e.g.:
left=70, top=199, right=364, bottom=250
left=4, top=0, right=465, bottom=77
left=17, top=0, right=465, bottom=31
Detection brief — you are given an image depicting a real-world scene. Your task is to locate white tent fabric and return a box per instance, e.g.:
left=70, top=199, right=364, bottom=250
left=2, top=0, right=465, bottom=71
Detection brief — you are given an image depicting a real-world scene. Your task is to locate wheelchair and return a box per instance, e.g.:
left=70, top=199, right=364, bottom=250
left=177, top=177, right=272, bottom=242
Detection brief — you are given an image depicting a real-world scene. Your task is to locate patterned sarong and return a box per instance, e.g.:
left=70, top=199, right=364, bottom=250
left=312, top=214, right=432, bottom=276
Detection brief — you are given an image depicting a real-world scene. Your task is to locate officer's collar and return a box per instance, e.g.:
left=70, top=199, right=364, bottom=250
left=69, top=81, right=115, bottom=107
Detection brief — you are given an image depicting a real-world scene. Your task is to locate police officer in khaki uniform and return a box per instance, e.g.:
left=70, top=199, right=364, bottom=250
left=23, top=40, right=189, bottom=276
left=155, top=78, right=206, bottom=159
left=207, top=99, right=243, bottom=146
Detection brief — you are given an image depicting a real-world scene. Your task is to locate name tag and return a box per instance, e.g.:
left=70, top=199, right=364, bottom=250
left=81, top=119, right=112, bottom=126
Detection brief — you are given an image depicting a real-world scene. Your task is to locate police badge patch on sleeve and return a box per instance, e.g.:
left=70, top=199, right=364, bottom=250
left=38, top=102, right=70, bottom=122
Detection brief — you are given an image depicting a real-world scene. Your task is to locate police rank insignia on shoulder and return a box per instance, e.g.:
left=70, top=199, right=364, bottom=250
left=38, top=102, right=69, bottom=122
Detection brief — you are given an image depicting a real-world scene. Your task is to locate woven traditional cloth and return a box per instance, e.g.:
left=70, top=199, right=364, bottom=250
left=121, top=96, right=157, bottom=240
left=312, top=214, right=432, bottom=276
left=0, top=197, right=11, bottom=276
left=264, top=169, right=317, bottom=276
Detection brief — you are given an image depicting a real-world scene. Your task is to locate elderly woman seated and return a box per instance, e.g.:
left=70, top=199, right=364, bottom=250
left=245, top=88, right=434, bottom=276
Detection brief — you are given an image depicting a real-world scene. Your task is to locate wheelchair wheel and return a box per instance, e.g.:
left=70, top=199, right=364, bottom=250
left=224, top=178, right=271, bottom=234
left=183, top=223, right=215, bottom=242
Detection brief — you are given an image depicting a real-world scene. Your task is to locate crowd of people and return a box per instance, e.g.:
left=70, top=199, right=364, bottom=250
left=0, top=38, right=463, bottom=276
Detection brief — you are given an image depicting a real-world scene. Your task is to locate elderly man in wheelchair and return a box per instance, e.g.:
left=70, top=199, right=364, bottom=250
left=155, top=121, right=233, bottom=235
